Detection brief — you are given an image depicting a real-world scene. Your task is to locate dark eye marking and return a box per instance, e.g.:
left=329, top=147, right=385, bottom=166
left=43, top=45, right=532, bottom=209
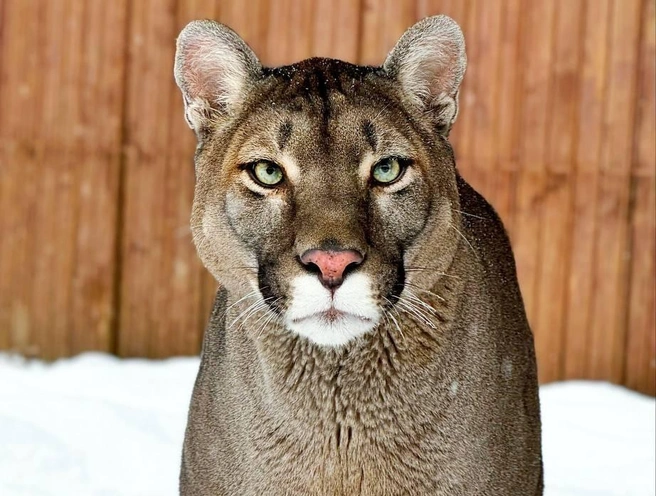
left=362, top=120, right=377, bottom=151
left=277, top=120, right=293, bottom=151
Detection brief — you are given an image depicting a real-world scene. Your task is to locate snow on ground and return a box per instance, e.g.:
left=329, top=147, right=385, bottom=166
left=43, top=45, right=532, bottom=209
left=0, top=353, right=654, bottom=496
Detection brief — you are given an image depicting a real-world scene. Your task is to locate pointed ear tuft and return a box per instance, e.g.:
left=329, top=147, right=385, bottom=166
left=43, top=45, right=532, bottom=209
left=383, top=16, right=466, bottom=135
left=174, top=20, right=262, bottom=135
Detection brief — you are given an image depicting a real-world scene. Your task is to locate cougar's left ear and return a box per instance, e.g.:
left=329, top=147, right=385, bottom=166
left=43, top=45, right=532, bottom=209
left=383, top=15, right=466, bottom=136
left=174, top=20, right=262, bottom=136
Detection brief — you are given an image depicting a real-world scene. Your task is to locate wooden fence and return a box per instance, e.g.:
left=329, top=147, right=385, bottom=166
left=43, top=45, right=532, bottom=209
left=0, top=0, right=653, bottom=395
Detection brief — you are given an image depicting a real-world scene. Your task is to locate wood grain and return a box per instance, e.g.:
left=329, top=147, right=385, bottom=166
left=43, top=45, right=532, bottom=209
left=119, top=0, right=180, bottom=357
left=359, top=0, right=416, bottom=66
left=564, top=0, right=612, bottom=379
left=490, top=0, right=522, bottom=238
left=69, top=1, right=128, bottom=355
left=0, top=0, right=127, bottom=357
left=0, top=1, right=42, bottom=355
left=534, top=0, right=584, bottom=383
left=587, top=0, right=641, bottom=382
left=625, top=0, right=656, bottom=395
left=512, top=0, right=556, bottom=382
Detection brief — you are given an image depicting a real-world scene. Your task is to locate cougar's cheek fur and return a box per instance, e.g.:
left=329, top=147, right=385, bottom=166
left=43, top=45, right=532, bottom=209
left=175, top=15, right=543, bottom=496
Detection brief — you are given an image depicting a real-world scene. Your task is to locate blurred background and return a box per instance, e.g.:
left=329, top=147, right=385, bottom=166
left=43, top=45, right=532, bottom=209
left=0, top=0, right=653, bottom=396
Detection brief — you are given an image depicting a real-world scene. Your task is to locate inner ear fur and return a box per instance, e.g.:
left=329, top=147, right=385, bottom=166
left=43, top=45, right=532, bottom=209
left=174, top=20, right=262, bottom=135
left=383, top=15, right=467, bottom=136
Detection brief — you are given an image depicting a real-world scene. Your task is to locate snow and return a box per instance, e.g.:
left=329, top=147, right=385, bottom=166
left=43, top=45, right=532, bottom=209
left=0, top=353, right=654, bottom=496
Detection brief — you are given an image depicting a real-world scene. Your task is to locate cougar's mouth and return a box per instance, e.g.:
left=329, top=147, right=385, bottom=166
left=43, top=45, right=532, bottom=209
left=291, top=307, right=375, bottom=325
left=283, top=273, right=381, bottom=347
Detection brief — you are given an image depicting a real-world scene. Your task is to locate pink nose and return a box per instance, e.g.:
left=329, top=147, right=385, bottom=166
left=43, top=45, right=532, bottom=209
left=300, top=249, right=364, bottom=289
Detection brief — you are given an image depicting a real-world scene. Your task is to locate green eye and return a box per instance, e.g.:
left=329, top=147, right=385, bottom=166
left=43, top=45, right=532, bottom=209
left=251, top=161, right=284, bottom=187
left=372, top=157, right=404, bottom=184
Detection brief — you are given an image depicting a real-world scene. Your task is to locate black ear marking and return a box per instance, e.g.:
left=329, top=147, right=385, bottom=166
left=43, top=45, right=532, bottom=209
left=362, top=120, right=377, bottom=151
left=277, top=120, right=293, bottom=151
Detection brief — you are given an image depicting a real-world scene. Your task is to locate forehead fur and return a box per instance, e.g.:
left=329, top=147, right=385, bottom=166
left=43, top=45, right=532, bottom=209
left=210, top=57, right=433, bottom=165
left=262, top=58, right=385, bottom=103
left=244, top=58, right=408, bottom=130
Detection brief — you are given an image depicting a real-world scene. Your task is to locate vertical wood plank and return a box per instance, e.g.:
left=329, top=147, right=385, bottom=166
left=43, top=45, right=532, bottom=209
left=0, top=0, right=5, bottom=351
left=0, top=0, right=41, bottom=355
left=458, top=0, right=503, bottom=206
left=0, top=0, right=126, bottom=357
left=216, top=0, right=270, bottom=57
left=625, top=0, right=655, bottom=396
left=632, top=0, right=656, bottom=180
left=264, top=0, right=315, bottom=65
left=312, top=0, right=362, bottom=62
left=32, top=0, right=85, bottom=358
left=564, top=0, right=612, bottom=379
left=513, top=0, right=557, bottom=381
left=15, top=1, right=59, bottom=356
left=495, top=0, right=523, bottom=171
left=359, top=0, right=416, bottom=66
left=515, top=0, right=556, bottom=174
left=534, top=0, right=585, bottom=383
left=587, top=0, right=641, bottom=382
left=490, top=0, right=522, bottom=237
left=470, top=0, right=503, bottom=165
left=416, top=0, right=468, bottom=24
left=119, top=0, right=179, bottom=357
left=625, top=178, right=656, bottom=395
left=69, top=1, right=128, bottom=354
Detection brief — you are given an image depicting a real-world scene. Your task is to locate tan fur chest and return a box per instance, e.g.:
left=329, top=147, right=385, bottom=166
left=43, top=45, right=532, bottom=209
left=238, top=328, right=476, bottom=496
left=245, top=394, right=460, bottom=495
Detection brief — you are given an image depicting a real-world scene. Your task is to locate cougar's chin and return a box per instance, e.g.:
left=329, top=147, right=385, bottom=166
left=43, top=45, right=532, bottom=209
left=284, top=273, right=381, bottom=347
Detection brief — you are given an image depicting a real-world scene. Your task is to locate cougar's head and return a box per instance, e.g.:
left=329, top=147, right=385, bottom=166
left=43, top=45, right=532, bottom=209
left=174, top=16, right=466, bottom=347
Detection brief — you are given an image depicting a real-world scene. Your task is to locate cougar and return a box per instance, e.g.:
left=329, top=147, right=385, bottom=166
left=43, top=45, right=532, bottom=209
left=174, top=15, right=543, bottom=495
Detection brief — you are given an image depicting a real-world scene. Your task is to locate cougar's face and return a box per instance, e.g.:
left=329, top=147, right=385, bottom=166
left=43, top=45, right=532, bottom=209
left=191, top=61, right=459, bottom=347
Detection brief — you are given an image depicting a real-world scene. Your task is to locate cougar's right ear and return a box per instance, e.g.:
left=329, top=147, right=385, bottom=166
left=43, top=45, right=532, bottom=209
left=174, top=20, right=262, bottom=135
left=383, top=16, right=466, bottom=136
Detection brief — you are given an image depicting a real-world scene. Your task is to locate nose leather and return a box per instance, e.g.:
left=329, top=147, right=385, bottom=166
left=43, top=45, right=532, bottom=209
left=300, top=249, right=364, bottom=289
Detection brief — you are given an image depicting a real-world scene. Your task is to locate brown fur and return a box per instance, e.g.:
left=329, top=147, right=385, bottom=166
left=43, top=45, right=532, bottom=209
left=174, top=16, right=543, bottom=495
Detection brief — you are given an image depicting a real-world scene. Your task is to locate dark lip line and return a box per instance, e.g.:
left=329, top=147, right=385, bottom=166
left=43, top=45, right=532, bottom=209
left=291, top=310, right=374, bottom=324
